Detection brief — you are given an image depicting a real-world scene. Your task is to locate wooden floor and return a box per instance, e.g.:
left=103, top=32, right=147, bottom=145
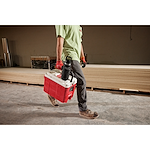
left=0, top=65, right=150, bottom=93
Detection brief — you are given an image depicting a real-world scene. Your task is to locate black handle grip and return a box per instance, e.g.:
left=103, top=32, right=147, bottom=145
left=82, top=62, right=86, bottom=68
left=70, top=71, right=74, bottom=82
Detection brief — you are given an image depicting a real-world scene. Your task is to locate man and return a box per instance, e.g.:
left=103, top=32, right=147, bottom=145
left=48, top=25, right=99, bottom=119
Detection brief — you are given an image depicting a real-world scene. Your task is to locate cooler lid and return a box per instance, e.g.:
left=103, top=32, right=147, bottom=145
left=45, top=69, right=77, bottom=88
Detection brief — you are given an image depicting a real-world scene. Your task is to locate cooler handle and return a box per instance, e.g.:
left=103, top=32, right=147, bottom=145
left=70, top=71, right=74, bottom=82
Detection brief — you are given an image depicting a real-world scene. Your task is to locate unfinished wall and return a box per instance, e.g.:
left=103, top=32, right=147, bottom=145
left=0, top=26, right=56, bottom=67
left=83, top=26, right=150, bottom=64
left=0, top=25, right=150, bottom=67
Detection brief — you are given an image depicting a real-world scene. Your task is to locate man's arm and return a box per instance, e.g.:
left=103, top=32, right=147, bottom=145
left=56, top=36, right=64, bottom=61
left=80, top=43, right=86, bottom=68
left=55, top=36, right=64, bottom=69
left=80, top=43, right=85, bottom=59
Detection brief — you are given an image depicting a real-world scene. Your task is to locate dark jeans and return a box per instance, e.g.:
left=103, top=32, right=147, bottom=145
left=71, top=60, right=87, bottom=111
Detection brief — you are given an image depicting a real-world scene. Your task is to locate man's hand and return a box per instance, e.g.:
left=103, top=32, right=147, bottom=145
left=81, top=57, right=87, bottom=68
left=56, top=60, right=63, bottom=70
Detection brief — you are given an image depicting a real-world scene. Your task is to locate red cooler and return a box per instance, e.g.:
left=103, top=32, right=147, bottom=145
left=44, top=69, right=77, bottom=103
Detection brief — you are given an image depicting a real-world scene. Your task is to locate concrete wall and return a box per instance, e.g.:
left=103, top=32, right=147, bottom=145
left=0, top=25, right=150, bottom=67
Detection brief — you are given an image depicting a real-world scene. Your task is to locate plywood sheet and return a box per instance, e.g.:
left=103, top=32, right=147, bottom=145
left=0, top=65, right=150, bottom=92
left=82, top=65, right=150, bottom=92
left=0, top=67, right=49, bottom=85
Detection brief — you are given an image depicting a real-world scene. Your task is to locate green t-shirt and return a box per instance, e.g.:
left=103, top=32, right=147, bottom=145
left=55, top=25, right=83, bottom=62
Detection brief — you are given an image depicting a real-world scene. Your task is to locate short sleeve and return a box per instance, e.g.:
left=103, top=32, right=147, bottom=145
left=79, top=26, right=83, bottom=42
left=55, top=25, right=66, bottom=39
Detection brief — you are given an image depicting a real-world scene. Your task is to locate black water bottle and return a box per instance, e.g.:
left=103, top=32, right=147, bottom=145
left=61, top=56, right=72, bottom=81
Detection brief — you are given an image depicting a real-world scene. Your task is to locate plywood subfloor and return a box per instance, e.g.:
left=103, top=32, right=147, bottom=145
left=0, top=65, right=150, bottom=92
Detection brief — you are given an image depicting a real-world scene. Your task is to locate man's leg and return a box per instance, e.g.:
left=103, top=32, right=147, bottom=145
left=71, top=60, right=99, bottom=119
left=71, top=60, right=87, bottom=111
left=48, top=95, right=59, bottom=107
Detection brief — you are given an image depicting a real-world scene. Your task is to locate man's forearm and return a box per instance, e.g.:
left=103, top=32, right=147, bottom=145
left=80, top=43, right=86, bottom=68
left=56, top=37, right=64, bottom=61
left=80, top=43, right=85, bottom=59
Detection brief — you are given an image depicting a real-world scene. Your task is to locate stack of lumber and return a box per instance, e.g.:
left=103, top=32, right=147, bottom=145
left=0, top=65, right=150, bottom=93
left=0, top=67, right=49, bottom=85
left=82, top=65, right=150, bottom=93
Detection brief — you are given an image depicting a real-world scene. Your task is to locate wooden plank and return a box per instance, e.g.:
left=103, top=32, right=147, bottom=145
left=82, top=65, right=150, bottom=93
left=0, top=67, right=49, bottom=85
left=0, top=65, right=150, bottom=93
